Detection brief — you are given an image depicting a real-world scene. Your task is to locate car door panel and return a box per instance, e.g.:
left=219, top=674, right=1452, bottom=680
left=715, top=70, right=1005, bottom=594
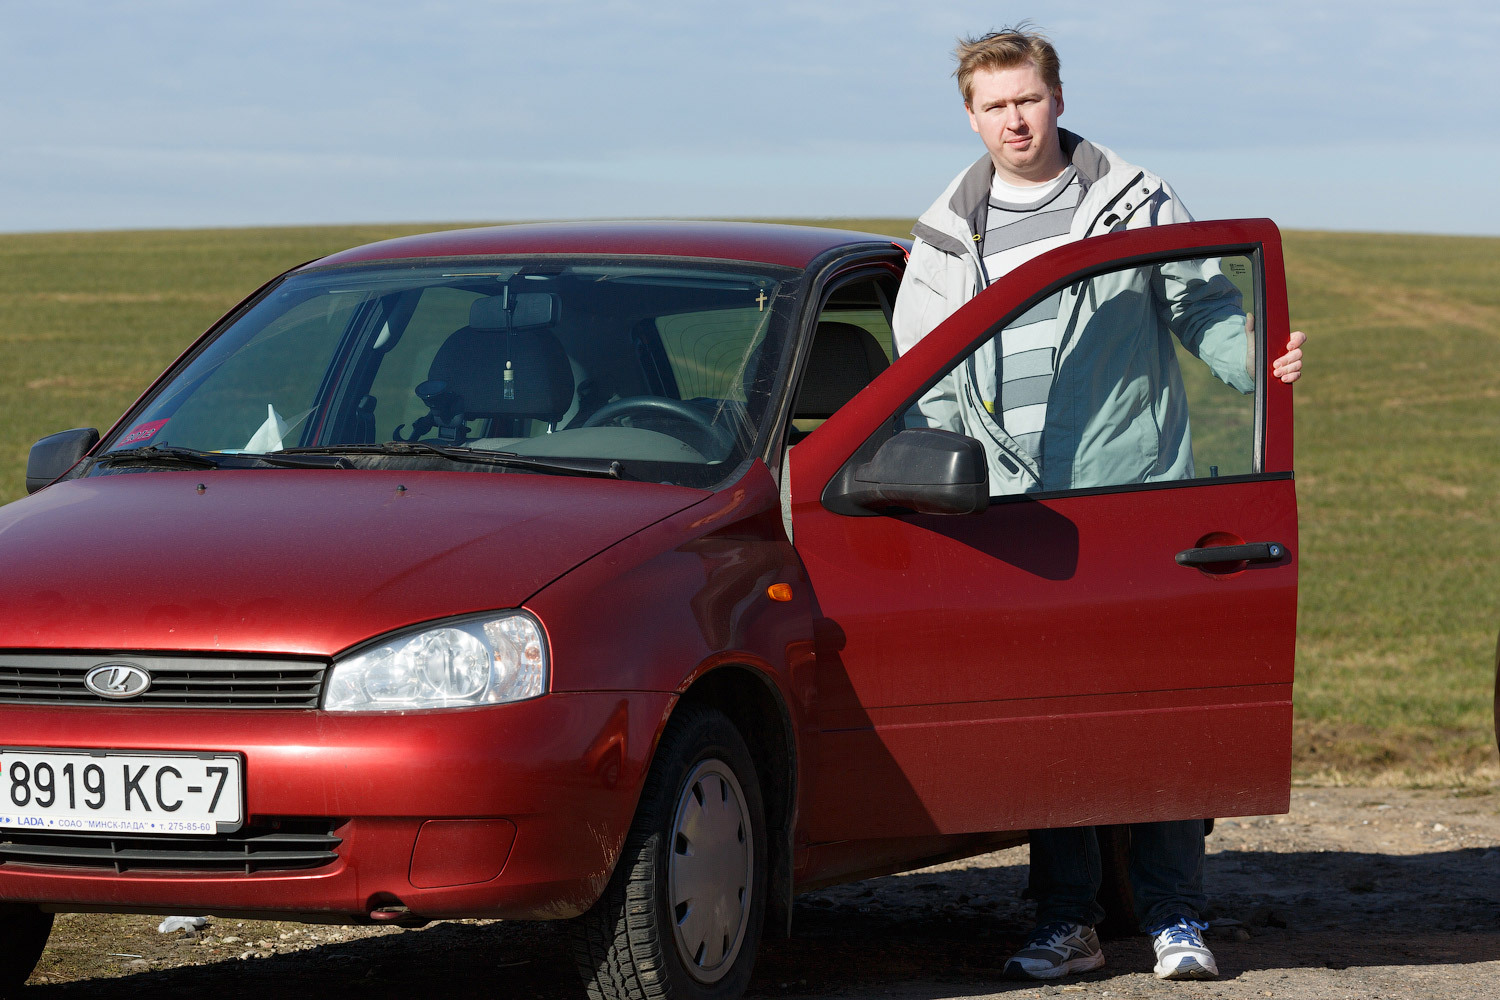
left=789, top=220, right=1297, bottom=844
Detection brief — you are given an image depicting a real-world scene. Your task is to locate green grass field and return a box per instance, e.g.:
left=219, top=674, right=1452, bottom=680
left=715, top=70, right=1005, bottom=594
left=1, top=220, right=1496, bottom=785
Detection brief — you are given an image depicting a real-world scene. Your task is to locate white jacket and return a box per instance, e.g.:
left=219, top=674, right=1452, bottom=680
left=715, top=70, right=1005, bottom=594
left=892, top=131, right=1254, bottom=494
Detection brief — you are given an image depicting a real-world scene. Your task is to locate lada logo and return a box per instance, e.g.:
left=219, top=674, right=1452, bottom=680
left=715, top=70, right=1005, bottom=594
left=83, top=663, right=152, bottom=699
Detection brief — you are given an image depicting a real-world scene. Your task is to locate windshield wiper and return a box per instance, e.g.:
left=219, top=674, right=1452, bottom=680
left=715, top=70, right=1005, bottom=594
left=96, top=445, right=352, bottom=470
left=281, top=442, right=623, bottom=479
left=96, top=445, right=224, bottom=470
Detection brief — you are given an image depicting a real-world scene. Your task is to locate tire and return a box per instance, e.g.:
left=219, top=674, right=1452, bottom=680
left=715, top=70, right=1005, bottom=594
left=0, top=903, right=52, bottom=995
left=571, top=704, right=766, bottom=1000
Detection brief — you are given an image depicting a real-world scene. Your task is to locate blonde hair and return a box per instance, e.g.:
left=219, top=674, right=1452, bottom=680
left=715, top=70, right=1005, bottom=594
left=955, top=24, right=1062, bottom=106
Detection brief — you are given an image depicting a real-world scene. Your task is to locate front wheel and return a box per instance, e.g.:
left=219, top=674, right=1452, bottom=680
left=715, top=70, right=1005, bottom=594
left=571, top=704, right=766, bottom=1000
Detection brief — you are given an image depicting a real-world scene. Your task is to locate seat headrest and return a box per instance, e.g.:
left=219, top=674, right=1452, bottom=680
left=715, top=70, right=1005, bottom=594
left=794, top=321, right=890, bottom=420
left=428, top=325, right=575, bottom=423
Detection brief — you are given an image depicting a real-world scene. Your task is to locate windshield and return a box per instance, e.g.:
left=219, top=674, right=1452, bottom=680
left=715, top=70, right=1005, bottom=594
left=97, top=258, right=798, bottom=488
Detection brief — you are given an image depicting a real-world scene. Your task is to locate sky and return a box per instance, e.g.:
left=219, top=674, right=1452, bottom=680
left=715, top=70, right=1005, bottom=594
left=2, top=0, right=1497, bottom=236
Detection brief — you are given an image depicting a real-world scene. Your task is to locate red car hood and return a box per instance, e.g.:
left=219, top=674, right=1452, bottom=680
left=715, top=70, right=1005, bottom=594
left=0, top=470, right=707, bottom=656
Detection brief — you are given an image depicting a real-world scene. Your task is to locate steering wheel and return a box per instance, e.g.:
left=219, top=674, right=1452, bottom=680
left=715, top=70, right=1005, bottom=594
left=581, top=396, right=733, bottom=458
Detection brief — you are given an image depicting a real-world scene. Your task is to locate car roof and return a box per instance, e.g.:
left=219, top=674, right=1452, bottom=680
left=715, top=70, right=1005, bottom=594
left=306, top=220, right=907, bottom=271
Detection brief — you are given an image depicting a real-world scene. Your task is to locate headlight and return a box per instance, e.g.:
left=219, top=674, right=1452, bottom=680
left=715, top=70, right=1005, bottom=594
left=324, top=613, right=547, bottom=711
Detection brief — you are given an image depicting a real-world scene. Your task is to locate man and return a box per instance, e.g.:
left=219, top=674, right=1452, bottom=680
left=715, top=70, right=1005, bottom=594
left=891, top=27, right=1305, bottom=982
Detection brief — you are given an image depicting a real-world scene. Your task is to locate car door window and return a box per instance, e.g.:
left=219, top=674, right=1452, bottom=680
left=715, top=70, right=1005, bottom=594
left=901, top=251, right=1263, bottom=496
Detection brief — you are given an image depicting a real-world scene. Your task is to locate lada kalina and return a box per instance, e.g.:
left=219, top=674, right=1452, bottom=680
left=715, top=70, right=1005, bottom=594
left=0, top=220, right=1297, bottom=998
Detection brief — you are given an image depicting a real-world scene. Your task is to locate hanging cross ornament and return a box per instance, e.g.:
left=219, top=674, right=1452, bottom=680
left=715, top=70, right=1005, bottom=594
left=755, top=289, right=767, bottom=312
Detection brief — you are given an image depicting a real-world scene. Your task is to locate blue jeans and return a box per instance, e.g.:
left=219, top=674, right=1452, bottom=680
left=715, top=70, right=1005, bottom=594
left=1027, top=820, right=1206, bottom=931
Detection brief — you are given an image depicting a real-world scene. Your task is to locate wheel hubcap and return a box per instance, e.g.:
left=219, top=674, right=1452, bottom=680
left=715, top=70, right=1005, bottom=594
left=667, top=758, right=752, bottom=984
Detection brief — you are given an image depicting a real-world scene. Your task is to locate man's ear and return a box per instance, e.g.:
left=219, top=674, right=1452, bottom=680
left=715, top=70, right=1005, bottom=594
left=1054, top=87, right=1064, bottom=117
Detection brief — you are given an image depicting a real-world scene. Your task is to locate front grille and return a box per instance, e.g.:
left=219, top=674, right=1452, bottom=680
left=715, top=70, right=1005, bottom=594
left=0, top=654, right=326, bottom=708
left=0, top=817, right=343, bottom=873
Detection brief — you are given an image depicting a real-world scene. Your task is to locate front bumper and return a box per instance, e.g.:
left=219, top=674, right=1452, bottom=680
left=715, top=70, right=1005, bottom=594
left=0, top=690, right=671, bottom=921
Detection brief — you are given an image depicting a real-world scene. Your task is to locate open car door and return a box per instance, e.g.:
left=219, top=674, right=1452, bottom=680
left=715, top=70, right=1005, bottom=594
left=788, top=219, right=1297, bottom=843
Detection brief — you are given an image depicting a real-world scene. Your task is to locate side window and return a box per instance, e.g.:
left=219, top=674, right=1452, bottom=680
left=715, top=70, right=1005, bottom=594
left=1175, top=254, right=1257, bottom=478
left=902, top=252, right=1261, bottom=496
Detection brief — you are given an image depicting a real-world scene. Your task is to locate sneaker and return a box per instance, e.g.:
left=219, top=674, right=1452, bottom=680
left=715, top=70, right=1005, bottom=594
left=1149, top=916, right=1219, bottom=980
left=1003, top=921, right=1105, bottom=980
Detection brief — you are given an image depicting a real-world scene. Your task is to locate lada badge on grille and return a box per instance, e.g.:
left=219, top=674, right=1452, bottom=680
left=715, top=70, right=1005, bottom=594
left=83, top=663, right=152, bottom=699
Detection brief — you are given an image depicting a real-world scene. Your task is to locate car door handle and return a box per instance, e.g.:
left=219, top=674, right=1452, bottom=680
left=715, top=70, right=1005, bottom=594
left=1175, top=541, right=1287, bottom=566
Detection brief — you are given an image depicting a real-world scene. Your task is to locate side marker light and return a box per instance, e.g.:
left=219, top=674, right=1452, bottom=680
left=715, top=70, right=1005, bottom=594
left=767, top=584, right=793, bottom=602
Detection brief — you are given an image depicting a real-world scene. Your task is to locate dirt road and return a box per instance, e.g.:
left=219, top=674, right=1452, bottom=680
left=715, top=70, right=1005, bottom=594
left=22, top=786, right=1500, bottom=999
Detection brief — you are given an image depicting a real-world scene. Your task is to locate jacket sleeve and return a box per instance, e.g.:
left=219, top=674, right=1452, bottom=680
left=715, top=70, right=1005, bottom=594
left=1158, top=264, right=1255, bottom=394
left=1151, top=183, right=1256, bottom=394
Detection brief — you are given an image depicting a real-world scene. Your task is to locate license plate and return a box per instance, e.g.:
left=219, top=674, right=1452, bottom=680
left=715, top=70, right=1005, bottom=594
left=0, top=748, right=243, bottom=835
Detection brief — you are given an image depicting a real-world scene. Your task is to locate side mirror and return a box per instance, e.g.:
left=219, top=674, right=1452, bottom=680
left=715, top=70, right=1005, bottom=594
left=841, top=428, right=989, bottom=515
left=26, top=427, right=99, bottom=494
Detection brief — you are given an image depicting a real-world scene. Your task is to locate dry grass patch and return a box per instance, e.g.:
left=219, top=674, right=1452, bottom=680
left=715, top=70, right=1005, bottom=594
left=1294, top=717, right=1498, bottom=783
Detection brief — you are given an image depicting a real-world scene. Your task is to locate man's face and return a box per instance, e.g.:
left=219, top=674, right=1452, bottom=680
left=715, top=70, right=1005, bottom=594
left=966, top=62, right=1065, bottom=184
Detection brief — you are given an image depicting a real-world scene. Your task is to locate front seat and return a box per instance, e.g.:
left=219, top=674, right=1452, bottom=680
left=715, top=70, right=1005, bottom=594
left=789, top=321, right=890, bottom=439
left=417, top=292, right=575, bottom=443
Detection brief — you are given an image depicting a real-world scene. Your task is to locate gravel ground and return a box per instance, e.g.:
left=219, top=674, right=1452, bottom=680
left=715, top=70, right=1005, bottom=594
left=21, top=786, right=1500, bottom=999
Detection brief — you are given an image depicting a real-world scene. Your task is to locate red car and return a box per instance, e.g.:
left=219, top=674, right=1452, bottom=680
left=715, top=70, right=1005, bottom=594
left=1, top=219, right=1297, bottom=998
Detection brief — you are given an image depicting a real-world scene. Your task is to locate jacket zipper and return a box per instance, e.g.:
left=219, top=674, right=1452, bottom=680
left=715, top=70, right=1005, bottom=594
left=962, top=354, right=1039, bottom=487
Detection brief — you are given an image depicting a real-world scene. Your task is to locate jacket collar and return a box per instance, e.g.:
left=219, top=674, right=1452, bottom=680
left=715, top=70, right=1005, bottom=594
left=945, top=129, right=1112, bottom=237
left=1061, top=129, right=1110, bottom=187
